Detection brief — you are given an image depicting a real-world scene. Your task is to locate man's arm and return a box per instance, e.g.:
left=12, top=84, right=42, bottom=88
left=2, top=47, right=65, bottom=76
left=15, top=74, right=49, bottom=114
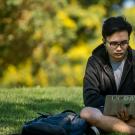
left=83, top=57, right=105, bottom=111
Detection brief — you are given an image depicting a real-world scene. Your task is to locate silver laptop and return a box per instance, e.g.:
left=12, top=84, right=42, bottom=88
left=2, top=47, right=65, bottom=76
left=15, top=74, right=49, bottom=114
left=103, top=95, right=135, bottom=116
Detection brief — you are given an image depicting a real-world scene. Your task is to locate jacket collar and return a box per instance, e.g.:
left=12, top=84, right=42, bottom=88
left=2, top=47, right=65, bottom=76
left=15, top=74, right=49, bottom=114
left=92, top=43, right=109, bottom=66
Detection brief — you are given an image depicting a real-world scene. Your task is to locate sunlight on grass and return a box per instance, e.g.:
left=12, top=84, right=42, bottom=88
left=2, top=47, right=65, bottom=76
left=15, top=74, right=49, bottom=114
left=0, top=87, right=83, bottom=134
left=0, top=87, right=126, bottom=135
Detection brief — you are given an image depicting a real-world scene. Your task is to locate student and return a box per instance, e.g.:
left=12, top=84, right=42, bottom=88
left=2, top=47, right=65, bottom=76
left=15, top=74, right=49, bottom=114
left=80, top=16, right=135, bottom=135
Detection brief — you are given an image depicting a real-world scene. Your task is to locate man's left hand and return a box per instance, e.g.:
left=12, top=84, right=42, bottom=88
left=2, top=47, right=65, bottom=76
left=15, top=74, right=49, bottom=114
left=117, top=108, right=130, bottom=121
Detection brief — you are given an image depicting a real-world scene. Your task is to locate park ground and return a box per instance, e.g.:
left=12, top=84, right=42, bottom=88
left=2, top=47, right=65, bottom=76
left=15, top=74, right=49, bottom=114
left=0, top=87, right=126, bottom=135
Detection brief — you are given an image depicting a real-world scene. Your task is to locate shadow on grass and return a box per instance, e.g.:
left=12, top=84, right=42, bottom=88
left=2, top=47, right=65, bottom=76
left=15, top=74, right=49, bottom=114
left=1, top=98, right=122, bottom=135
left=25, top=97, right=82, bottom=113
left=0, top=98, right=82, bottom=134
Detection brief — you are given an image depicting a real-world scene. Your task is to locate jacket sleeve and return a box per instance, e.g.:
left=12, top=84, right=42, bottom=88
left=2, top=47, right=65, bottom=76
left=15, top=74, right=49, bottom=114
left=83, top=57, right=105, bottom=111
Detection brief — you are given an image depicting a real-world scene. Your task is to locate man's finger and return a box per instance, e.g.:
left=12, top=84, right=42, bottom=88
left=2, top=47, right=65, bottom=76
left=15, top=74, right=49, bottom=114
left=123, top=108, right=130, bottom=121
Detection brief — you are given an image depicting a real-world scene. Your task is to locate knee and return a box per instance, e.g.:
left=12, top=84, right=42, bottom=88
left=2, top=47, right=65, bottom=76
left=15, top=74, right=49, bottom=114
left=80, top=107, right=91, bottom=119
left=80, top=107, right=102, bottom=125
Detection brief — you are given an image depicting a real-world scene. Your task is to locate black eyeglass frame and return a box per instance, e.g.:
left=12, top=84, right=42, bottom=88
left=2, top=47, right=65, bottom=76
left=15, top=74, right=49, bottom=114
left=106, top=40, right=129, bottom=49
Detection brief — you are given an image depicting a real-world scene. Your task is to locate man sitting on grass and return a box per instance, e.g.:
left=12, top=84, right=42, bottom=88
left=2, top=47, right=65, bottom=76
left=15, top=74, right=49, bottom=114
left=80, top=16, right=135, bottom=135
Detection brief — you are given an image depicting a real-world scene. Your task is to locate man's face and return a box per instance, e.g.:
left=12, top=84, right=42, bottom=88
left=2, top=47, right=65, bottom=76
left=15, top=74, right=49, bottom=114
left=105, top=31, right=129, bottom=62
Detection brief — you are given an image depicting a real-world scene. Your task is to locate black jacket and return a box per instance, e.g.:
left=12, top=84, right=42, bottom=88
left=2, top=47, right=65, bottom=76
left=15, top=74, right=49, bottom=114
left=83, top=44, right=135, bottom=111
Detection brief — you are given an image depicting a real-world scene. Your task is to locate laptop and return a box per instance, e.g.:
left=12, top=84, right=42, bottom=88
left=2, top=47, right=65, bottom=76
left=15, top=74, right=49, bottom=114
left=103, top=95, right=135, bottom=116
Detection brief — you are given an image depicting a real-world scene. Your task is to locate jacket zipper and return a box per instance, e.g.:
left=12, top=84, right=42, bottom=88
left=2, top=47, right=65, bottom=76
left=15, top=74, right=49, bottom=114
left=103, top=65, right=117, bottom=93
left=118, top=61, right=132, bottom=93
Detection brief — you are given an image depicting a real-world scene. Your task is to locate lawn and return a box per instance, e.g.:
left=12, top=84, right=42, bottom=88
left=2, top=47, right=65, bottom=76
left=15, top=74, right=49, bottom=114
left=0, top=87, right=125, bottom=135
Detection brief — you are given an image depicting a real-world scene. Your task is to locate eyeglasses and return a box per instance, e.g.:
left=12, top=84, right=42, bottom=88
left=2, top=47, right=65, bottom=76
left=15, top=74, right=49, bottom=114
left=106, top=40, right=129, bottom=49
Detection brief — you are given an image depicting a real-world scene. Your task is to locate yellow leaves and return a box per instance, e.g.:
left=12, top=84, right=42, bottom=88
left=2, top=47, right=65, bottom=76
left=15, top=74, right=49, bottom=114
left=88, top=5, right=106, bottom=18
left=123, top=7, right=135, bottom=15
left=50, top=45, right=63, bottom=55
left=1, top=1, right=122, bottom=87
left=61, top=64, right=71, bottom=75
left=123, top=7, right=135, bottom=29
left=78, top=5, right=106, bottom=34
left=46, top=45, right=63, bottom=66
left=33, top=46, right=43, bottom=61
left=73, top=64, right=83, bottom=85
left=7, top=0, right=23, bottom=6
left=17, top=61, right=33, bottom=86
left=81, top=15, right=99, bottom=28
left=57, top=5, right=105, bottom=31
left=69, top=0, right=78, bottom=5
left=18, top=10, right=32, bottom=31
left=121, top=7, right=135, bottom=49
left=2, top=59, right=50, bottom=87
left=130, top=33, right=135, bottom=49
left=2, top=61, right=33, bottom=87
left=3, top=65, right=19, bottom=83
left=36, top=68, right=48, bottom=86
left=67, top=42, right=91, bottom=61
left=2, top=18, right=12, bottom=24
left=33, top=30, right=43, bottom=40
left=20, top=10, right=32, bottom=21
left=66, top=40, right=100, bottom=63
left=61, top=64, right=75, bottom=86
left=57, top=11, right=77, bottom=29
left=61, top=64, right=83, bottom=86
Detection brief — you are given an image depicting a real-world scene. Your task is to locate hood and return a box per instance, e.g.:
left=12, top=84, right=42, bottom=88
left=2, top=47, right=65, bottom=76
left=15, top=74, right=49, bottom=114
left=92, top=43, right=110, bottom=65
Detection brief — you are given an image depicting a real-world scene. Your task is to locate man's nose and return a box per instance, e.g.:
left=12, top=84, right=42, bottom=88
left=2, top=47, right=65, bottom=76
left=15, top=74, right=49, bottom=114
left=116, top=45, right=122, bottom=50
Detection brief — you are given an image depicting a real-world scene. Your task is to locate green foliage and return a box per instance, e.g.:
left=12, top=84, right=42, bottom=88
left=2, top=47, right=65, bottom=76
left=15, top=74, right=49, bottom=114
left=0, top=0, right=134, bottom=87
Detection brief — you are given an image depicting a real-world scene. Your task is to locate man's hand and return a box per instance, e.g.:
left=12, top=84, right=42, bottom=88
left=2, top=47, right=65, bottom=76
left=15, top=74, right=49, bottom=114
left=116, top=108, right=130, bottom=121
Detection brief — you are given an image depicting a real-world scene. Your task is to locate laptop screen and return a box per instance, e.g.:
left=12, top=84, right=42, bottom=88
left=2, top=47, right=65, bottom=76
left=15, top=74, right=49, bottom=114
left=103, top=95, right=135, bottom=116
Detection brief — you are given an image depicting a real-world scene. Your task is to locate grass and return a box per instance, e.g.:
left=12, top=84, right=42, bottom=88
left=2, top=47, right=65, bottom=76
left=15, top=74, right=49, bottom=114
left=0, top=87, right=83, bottom=135
left=0, top=87, right=126, bottom=135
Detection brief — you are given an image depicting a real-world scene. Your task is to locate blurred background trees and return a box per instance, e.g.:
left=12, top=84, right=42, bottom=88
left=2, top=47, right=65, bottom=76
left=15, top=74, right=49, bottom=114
left=0, top=0, right=135, bottom=87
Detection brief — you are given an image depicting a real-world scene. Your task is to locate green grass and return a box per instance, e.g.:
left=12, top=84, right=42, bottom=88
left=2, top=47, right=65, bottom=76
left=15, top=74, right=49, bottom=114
left=0, top=87, right=125, bottom=135
left=0, top=87, right=83, bottom=135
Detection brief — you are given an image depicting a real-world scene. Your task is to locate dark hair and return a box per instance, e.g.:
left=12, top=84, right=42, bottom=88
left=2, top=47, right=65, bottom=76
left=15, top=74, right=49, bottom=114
left=102, top=16, right=132, bottom=39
